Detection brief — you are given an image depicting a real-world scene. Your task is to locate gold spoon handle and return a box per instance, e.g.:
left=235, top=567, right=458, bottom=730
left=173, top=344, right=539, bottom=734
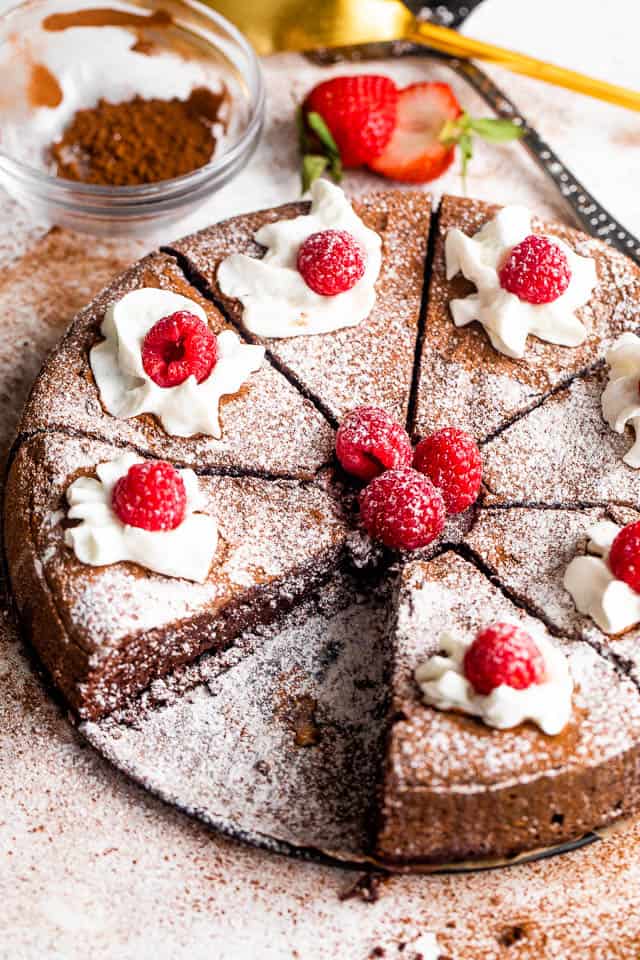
left=407, top=20, right=640, bottom=112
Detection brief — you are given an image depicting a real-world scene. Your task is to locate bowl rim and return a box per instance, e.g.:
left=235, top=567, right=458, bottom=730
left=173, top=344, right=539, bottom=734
left=0, top=0, right=266, bottom=198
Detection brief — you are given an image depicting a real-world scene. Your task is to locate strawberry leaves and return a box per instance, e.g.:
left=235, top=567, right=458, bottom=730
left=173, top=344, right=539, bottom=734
left=298, top=108, right=343, bottom=194
left=301, top=155, right=330, bottom=195
left=439, top=112, right=524, bottom=189
left=465, top=117, right=527, bottom=141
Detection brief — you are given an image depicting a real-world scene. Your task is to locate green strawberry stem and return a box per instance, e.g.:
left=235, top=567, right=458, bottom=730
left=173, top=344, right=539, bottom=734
left=439, top=112, right=524, bottom=192
left=298, top=109, right=343, bottom=194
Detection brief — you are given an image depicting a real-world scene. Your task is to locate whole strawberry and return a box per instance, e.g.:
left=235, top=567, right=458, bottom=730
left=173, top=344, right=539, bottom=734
left=301, top=75, right=398, bottom=178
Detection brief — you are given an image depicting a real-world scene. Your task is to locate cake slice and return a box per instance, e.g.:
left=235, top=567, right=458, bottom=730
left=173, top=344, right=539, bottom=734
left=168, top=191, right=432, bottom=425
left=375, top=551, right=640, bottom=865
left=18, top=252, right=334, bottom=479
left=466, top=504, right=640, bottom=646
left=481, top=369, right=640, bottom=505
left=5, top=432, right=349, bottom=719
left=411, top=195, right=640, bottom=443
left=465, top=505, right=616, bottom=637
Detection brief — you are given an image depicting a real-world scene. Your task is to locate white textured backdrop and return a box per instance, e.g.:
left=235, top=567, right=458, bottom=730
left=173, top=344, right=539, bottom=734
left=2, top=2, right=640, bottom=958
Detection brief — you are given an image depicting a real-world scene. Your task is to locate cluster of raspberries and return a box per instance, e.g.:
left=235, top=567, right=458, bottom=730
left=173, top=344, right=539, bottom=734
left=335, top=406, right=482, bottom=551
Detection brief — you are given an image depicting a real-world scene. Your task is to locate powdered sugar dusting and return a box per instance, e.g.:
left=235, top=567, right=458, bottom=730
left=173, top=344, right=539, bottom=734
left=389, top=552, right=640, bottom=774
left=19, top=250, right=334, bottom=479
left=4, top=20, right=640, bottom=954
left=483, top=370, right=640, bottom=505
left=413, top=196, right=640, bottom=443
left=83, top=573, right=389, bottom=855
left=376, top=550, right=640, bottom=862
left=466, top=506, right=612, bottom=636
left=172, top=190, right=432, bottom=424
left=18, top=431, right=348, bottom=647
left=467, top=505, right=640, bottom=673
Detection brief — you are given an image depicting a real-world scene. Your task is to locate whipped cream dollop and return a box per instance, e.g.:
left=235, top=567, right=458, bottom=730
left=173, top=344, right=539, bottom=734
left=217, top=180, right=382, bottom=338
left=602, top=332, right=640, bottom=467
left=564, top=520, right=640, bottom=634
left=445, top=206, right=598, bottom=359
left=90, top=288, right=264, bottom=438
left=65, top=454, right=217, bottom=583
left=415, top=622, right=573, bottom=734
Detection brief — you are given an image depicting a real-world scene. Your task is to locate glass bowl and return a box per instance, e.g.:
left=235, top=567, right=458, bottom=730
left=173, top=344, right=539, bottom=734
left=0, top=0, right=265, bottom=238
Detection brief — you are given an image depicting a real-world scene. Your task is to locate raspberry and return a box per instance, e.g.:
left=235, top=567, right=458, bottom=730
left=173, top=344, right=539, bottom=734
left=141, top=311, right=217, bottom=388
left=498, top=234, right=571, bottom=305
left=335, top=406, right=413, bottom=482
left=297, top=230, right=365, bottom=296
left=413, top=427, right=482, bottom=514
left=359, top=468, right=446, bottom=551
left=112, top=461, right=187, bottom=531
left=463, top=622, right=547, bottom=696
left=609, top=521, right=640, bottom=593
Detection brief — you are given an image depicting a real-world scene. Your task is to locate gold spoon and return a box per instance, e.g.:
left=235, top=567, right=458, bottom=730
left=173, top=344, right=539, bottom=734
left=206, top=0, right=640, bottom=111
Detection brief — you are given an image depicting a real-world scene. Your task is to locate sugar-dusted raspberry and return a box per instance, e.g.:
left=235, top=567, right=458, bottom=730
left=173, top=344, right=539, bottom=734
left=463, top=622, right=547, bottom=696
left=112, top=460, right=187, bottom=531
left=297, top=229, right=366, bottom=296
left=609, top=521, right=640, bottom=593
left=335, top=406, right=413, bottom=482
left=359, top=467, right=446, bottom=551
left=141, top=311, right=217, bottom=388
left=498, top=234, right=571, bottom=305
left=413, top=427, right=482, bottom=514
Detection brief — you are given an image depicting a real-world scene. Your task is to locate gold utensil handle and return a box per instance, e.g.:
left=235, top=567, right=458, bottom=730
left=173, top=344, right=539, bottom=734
left=408, top=20, right=640, bottom=112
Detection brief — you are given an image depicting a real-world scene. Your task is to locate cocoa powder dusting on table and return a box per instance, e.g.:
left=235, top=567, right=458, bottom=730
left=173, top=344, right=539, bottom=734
left=50, top=88, right=227, bottom=186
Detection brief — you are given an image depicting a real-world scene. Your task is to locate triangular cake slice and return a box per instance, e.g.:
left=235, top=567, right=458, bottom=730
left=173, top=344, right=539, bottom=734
left=19, top=252, right=334, bottom=479
left=411, top=195, right=640, bottom=443
left=168, top=191, right=432, bottom=425
left=5, top=432, right=349, bottom=719
left=374, top=552, right=640, bottom=866
left=482, top=368, right=640, bottom=505
left=466, top=504, right=640, bottom=646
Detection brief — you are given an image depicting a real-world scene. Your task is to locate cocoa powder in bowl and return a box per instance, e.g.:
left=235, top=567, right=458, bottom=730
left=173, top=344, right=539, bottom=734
left=50, top=88, right=227, bottom=187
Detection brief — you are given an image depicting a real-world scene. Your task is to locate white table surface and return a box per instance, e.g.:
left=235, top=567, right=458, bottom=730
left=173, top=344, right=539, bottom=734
left=2, top=2, right=640, bottom=957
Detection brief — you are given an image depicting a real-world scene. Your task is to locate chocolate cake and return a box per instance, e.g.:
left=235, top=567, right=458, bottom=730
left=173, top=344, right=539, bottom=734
left=466, top=505, right=640, bottom=647
left=375, top=553, right=640, bottom=865
left=5, top=189, right=640, bottom=867
left=411, top=195, right=640, bottom=443
left=19, top=251, right=334, bottom=479
left=482, top=369, right=640, bottom=505
left=168, top=191, right=432, bottom=424
left=5, top=432, right=348, bottom=718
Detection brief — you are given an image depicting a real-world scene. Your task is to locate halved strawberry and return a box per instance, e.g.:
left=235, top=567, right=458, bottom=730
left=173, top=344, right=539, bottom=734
left=303, top=75, right=398, bottom=169
left=368, top=82, right=462, bottom=184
